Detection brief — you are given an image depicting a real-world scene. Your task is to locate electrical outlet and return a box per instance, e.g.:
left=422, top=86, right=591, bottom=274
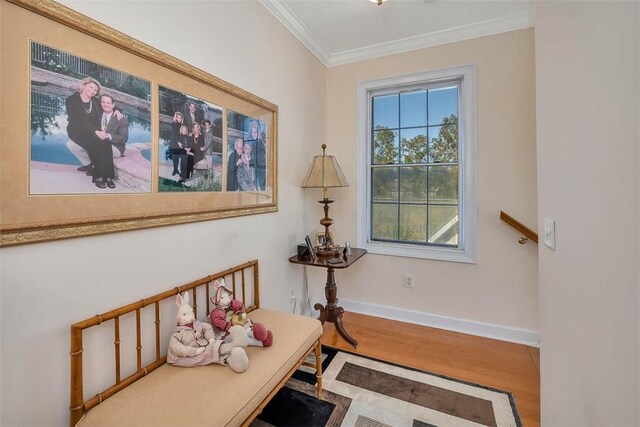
left=289, top=289, right=296, bottom=301
left=404, top=274, right=414, bottom=288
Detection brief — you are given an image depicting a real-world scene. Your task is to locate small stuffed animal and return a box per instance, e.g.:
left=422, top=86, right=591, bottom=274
left=210, top=279, right=273, bottom=347
left=168, top=292, right=249, bottom=373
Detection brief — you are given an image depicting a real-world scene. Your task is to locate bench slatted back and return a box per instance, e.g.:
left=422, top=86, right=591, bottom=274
left=69, top=260, right=259, bottom=427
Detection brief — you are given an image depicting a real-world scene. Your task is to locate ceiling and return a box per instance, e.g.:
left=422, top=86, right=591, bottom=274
left=259, top=0, right=533, bottom=66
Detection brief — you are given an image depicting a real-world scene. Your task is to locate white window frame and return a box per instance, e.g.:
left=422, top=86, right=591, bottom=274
left=356, top=64, right=477, bottom=263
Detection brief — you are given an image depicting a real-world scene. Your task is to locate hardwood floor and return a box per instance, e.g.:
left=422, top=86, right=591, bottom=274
left=320, top=312, right=540, bottom=427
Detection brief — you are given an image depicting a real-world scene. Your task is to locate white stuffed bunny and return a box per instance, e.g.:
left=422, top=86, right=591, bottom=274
left=167, top=292, right=249, bottom=373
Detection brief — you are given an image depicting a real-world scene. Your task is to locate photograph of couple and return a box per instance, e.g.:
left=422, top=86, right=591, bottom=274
left=158, top=86, right=223, bottom=192
left=30, top=41, right=152, bottom=194
left=227, top=110, right=267, bottom=192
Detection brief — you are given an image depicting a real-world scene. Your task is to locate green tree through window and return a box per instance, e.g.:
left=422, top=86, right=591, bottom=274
left=430, top=114, right=458, bottom=163
left=373, top=126, right=398, bottom=164
left=402, top=134, right=428, bottom=164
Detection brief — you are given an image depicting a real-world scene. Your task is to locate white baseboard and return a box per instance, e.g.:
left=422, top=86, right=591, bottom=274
left=340, top=299, right=540, bottom=348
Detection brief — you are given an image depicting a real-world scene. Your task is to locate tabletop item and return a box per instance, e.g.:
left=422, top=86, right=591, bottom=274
left=344, top=241, right=351, bottom=256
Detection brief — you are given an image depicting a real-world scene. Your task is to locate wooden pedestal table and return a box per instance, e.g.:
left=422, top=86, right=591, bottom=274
left=288, top=248, right=367, bottom=348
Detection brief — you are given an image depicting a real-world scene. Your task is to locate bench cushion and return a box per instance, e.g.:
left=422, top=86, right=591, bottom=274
left=78, top=309, right=322, bottom=426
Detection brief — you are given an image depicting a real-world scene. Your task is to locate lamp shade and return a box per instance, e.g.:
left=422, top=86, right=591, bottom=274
left=301, top=145, right=349, bottom=189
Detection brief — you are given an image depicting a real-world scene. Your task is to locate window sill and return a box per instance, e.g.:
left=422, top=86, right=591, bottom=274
left=359, top=240, right=476, bottom=264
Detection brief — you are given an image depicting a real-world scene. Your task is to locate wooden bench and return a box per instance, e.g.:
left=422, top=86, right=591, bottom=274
left=70, top=260, right=323, bottom=426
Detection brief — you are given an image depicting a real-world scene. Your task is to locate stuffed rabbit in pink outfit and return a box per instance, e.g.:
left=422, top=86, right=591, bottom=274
left=168, top=292, right=249, bottom=373
left=209, top=279, right=273, bottom=347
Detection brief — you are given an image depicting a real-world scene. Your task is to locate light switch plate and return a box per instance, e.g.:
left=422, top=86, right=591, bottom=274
left=544, top=219, right=555, bottom=250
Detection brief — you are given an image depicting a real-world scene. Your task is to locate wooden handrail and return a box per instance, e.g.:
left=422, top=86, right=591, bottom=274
left=500, top=211, right=538, bottom=244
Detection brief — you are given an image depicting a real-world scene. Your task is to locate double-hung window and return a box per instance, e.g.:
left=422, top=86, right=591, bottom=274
left=356, top=65, right=476, bottom=263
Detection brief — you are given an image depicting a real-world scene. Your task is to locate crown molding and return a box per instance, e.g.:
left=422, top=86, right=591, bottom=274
left=259, top=0, right=534, bottom=68
left=258, top=0, right=331, bottom=66
left=328, top=12, right=534, bottom=66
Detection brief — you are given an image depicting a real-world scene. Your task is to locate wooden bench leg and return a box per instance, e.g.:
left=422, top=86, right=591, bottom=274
left=315, top=339, right=323, bottom=399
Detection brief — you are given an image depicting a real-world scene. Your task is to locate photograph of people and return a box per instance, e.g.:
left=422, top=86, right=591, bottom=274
left=237, top=142, right=256, bottom=191
left=226, top=110, right=267, bottom=193
left=202, top=119, right=217, bottom=165
left=157, top=86, right=222, bottom=192
left=181, top=122, right=205, bottom=183
left=30, top=41, right=151, bottom=194
left=173, top=124, right=189, bottom=183
left=168, top=112, right=184, bottom=176
left=226, top=138, right=244, bottom=191
left=66, top=89, right=129, bottom=189
left=246, top=120, right=266, bottom=191
left=183, top=101, right=204, bottom=132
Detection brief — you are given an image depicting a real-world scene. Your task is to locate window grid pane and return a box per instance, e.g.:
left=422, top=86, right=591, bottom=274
left=428, top=165, right=458, bottom=204
left=399, top=205, right=427, bottom=243
left=372, top=167, right=399, bottom=203
left=373, top=94, right=399, bottom=129
left=428, top=86, right=459, bottom=126
left=428, top=124, right=458, bottom=163
left=400, top=128, right=428, bottom=164
left=370, top=83, right=460, bottom=248
left=400, top=90, right=427, bottom=128
left=373, top=129, right=399, bottom=165
left=399, top=166, right=427, bottom=203
left=428, top=205, right=459, bottom=246
left=371, top=203, right=399, bottom=241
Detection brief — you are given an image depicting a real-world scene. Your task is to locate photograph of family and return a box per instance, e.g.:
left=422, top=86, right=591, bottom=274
left=30, top=41, right=152, bottom=194
left=226, top=110, right=268, bottom=192
left=158, top=86, right=223, bottom=192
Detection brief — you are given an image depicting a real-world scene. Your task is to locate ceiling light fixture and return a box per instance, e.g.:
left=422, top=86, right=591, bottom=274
left=369, top=0, right=387, bottom=5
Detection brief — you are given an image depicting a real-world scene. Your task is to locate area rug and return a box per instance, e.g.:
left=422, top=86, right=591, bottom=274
left=251, top=346, right=521, bottom=427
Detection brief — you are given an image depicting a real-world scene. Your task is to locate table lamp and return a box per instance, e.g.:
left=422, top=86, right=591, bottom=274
left=301, top=144, right=349, bottom=257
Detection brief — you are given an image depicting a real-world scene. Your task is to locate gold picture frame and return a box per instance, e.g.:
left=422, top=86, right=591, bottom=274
left=0, top=0, right=278, bottom=247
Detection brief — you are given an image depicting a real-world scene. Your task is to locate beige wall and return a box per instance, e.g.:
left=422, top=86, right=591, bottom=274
left=0, top=1, right=326, bottom=425
left=316, top=29, right=539, bottom=334
left=535, top=1, right=639, bottom=425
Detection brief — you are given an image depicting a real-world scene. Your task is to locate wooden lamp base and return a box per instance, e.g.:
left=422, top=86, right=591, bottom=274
left=316, top=198, right=340, bottom=257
